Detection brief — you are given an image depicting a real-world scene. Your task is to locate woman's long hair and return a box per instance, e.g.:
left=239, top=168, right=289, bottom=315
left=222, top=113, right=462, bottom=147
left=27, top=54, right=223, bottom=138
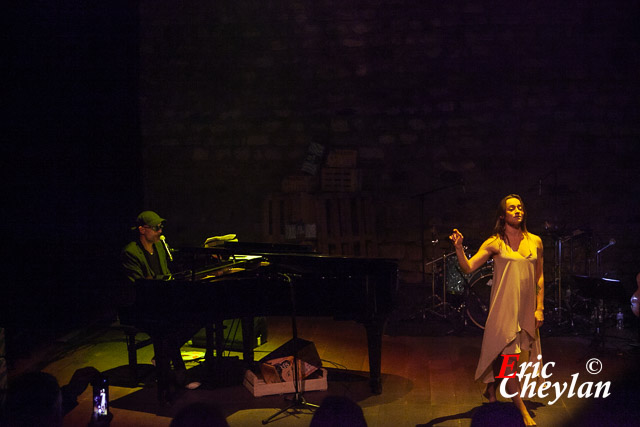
left=493, top=194, right=528, bottom=244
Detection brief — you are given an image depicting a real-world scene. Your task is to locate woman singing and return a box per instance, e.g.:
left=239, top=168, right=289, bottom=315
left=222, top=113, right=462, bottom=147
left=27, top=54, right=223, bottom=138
left=450, top=194, right=544, bottom=426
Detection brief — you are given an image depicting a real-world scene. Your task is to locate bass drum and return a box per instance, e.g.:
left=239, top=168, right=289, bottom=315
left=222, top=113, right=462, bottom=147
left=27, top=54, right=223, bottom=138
left=466, top=266, right=494, bottom=329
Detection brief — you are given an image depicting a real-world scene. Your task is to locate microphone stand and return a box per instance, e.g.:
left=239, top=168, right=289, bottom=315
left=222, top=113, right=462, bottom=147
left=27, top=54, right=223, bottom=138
left=262, top=273, right=318, bottom=424
left=160, top=235, right=173, bottom=262
left=596, top=239, right=615, bottom=277
left=413, top=180, right=465, bottom=287
left=402, top=181, right=465, bottom=323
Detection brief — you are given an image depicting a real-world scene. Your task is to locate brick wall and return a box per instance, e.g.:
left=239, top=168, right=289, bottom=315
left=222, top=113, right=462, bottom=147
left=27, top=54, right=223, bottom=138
left=138, top=1, right=640, bottom=285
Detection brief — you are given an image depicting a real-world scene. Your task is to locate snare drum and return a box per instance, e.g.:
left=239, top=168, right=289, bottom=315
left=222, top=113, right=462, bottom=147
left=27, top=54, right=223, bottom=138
left=466, top=264, right=494, bottom=329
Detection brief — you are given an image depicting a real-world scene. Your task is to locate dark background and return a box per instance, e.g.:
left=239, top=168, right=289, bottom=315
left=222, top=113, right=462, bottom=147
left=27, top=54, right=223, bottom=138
left=4, top=1, right=640, bottom=345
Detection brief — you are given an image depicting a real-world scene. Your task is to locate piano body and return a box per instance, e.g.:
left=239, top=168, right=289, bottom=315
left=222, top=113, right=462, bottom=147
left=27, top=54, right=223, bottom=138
left=127, top=242, right=398, bottom=401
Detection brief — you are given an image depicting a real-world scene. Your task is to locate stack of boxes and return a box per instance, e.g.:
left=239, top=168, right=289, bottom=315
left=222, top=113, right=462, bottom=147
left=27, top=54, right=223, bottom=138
left=321, top=149, right=360, bottom=192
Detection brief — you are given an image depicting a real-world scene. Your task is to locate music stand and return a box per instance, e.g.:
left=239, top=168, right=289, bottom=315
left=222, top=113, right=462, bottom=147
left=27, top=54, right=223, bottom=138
left=262, top=272, right=318, bottom=424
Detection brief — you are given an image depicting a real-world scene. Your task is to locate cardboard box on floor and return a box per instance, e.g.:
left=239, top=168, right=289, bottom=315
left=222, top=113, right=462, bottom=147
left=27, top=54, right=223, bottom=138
left=243, top=368, right=328, bottom=397
left=260, top=356, right=318, bottom=383
left=258, top=338, right=322, bottom=383
left=244, top=338, right=326, bottom=397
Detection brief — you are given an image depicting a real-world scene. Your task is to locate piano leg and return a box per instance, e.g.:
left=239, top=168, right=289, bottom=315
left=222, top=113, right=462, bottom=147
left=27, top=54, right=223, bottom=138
left=214, top=319, right=225, bottom=363
left=202, top=321, right=228, bottom=365
left=365, top=319, right=385, bottom=394
left=205, top=324, right=215, bottom=362
left=241, top=316, right=255, bottom=363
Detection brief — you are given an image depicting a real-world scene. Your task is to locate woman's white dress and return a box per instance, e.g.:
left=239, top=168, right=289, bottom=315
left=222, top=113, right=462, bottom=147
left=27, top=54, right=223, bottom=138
left=475, top=235, right=542, bottom=383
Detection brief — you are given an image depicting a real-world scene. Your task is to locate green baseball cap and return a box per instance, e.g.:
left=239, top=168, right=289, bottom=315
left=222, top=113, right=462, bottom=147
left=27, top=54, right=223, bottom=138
left=136, top=210, right=166, bottom=228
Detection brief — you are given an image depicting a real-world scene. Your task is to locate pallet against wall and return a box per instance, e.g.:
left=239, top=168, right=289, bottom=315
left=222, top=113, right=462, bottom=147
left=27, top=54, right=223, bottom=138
left=263, top=193, right=319, bottom=244
left=264, top=192, right=379, bottom=257
left=314, top=195, right=378, bottom=257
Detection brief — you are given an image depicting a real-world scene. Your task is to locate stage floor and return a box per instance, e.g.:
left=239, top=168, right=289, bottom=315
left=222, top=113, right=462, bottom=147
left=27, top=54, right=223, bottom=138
left=10, top=315, right=640, bottom=427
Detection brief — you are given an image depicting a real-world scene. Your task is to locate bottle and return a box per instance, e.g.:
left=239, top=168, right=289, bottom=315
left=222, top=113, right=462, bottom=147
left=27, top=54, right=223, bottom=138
left=616, top=308, right=624, bottom=330
left=598, top=300, right=604, bottom=324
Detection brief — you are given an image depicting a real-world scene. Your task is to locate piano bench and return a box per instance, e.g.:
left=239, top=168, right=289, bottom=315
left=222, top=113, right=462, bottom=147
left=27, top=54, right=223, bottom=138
left=114, top=324, right=153, bottom=385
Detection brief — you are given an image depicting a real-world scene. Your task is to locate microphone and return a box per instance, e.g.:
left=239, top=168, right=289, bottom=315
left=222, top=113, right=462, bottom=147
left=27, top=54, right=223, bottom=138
left=596, top=238, right=616, bottom=254
left=159, top=235, right=173, bottom=262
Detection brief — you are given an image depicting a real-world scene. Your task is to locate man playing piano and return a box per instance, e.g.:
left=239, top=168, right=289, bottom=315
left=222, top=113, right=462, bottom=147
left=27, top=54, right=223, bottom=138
left=120, top=211, right=197, bottom=398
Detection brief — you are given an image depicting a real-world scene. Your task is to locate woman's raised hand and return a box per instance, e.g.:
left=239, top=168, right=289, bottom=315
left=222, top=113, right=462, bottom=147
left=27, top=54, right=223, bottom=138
left=449, top=229, right=464, bottom=249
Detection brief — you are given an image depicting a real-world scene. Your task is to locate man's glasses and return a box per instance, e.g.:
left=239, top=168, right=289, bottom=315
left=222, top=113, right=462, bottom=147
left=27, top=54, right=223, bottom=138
left=143, top=223, right=164, bottom=231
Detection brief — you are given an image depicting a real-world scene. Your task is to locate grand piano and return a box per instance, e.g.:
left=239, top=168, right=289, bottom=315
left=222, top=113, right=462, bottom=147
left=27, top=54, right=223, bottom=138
left=127, top=242, right=399, bottom=402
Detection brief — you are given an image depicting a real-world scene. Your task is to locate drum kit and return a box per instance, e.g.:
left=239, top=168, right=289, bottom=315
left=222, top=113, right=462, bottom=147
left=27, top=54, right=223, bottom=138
left=410, top=228, right=628, bottom=341
left=411, top=247, right=494, bottom=330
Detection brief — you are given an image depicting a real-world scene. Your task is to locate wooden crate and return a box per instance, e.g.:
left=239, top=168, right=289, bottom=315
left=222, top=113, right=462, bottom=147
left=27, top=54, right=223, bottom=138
left=281, top=174, right=317, bottom=193
left=320, top=168, right=361, bottom=192
left=326, top=149, right=358, bottom=168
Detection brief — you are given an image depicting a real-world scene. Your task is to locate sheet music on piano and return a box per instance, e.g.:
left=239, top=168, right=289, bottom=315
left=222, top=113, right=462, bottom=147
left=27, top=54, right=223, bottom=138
left=204, top=233, right=238, bottom=248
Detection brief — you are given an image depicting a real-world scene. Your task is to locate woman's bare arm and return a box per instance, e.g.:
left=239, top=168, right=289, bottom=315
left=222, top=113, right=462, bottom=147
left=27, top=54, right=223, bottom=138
left=449, top=229, right=497, bottom=274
